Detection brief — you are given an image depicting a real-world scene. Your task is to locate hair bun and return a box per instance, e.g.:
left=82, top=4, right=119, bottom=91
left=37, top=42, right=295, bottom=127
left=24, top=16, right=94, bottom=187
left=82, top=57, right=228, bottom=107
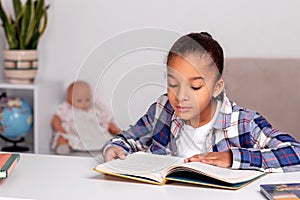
left=200, top=32, right=212, bottom=38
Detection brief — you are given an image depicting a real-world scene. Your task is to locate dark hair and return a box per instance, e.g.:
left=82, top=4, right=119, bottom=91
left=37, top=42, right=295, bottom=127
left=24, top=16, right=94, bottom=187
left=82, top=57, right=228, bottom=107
left=167, top=32, right=224, bottom=79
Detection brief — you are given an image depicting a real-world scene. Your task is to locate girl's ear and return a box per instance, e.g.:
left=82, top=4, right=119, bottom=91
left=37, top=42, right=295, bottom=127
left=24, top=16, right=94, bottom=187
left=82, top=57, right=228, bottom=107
left=213, top=79, right=224, bottom=98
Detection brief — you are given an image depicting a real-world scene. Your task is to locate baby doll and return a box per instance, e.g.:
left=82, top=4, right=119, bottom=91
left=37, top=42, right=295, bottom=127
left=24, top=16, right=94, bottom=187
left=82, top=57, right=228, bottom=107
left=51, top=80, right=121, bottom=155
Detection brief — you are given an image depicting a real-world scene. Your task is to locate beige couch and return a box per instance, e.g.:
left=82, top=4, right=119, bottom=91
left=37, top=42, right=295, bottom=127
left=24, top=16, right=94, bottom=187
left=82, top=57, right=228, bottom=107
left=223, top=58, right=300, bottom=141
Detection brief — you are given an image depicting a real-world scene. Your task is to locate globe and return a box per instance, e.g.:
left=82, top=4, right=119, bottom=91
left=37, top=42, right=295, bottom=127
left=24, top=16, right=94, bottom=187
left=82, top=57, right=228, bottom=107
left=0, top=97, right=33, bottom=139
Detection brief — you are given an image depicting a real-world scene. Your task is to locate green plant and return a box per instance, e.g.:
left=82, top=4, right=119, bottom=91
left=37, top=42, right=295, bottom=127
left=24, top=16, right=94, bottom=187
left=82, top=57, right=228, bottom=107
left=0, top=0, right=49, bottom=50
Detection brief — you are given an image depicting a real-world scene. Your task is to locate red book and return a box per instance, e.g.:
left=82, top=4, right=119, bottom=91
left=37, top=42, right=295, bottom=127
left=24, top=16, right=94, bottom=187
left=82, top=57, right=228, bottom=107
left=0, top=153, right=20, bottom=179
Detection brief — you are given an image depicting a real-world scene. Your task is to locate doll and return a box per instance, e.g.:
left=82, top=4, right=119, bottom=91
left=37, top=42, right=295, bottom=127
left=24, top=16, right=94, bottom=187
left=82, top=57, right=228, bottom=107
left=51, top=80, right=121, bottom=155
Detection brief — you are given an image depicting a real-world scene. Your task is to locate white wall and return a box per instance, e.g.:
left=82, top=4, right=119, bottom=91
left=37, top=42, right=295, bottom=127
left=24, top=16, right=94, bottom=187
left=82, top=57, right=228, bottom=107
left=1, top=0, right=300, bottom=129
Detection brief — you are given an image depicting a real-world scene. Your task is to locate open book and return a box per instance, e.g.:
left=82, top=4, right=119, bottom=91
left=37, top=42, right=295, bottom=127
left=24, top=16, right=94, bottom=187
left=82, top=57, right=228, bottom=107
left=94, top=152, right=266, bottom=190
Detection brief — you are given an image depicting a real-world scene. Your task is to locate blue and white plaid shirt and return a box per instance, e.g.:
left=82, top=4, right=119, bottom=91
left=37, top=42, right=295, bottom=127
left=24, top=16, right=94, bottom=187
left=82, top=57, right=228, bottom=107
left=104, top=94, right=300, bottom=172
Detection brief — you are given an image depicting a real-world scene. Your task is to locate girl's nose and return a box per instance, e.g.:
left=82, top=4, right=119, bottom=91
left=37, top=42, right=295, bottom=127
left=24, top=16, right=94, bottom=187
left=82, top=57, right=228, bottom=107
left=176, top=86, right=189, bottom=102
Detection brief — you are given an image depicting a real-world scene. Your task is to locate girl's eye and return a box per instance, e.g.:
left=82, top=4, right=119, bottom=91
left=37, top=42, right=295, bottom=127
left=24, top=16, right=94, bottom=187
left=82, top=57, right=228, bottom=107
left=168, top=84, right=178, bottom=88
left=86, top=99, right=90, bottom=102
left=191, top=86, right=202, bottom=90
left=77, top=99, right=82, bottom=103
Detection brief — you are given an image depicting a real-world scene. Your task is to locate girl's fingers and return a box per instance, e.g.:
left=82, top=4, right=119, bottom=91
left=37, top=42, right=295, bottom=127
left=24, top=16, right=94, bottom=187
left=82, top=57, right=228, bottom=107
left=184, top=152, right=232, bottom=168
left=201, top=158, right=219, bottom=166
left=184, top=154, right=206, bottom=162
left=116, top=150, right=126, bottom=160
left=104, top=147, right=126, bottom=162
left=104, top=153, right=115, bottom=162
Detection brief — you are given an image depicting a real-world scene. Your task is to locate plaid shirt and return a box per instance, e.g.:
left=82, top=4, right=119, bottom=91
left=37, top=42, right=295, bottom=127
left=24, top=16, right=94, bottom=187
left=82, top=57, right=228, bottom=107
left=105, top=94, right=300, bottom=172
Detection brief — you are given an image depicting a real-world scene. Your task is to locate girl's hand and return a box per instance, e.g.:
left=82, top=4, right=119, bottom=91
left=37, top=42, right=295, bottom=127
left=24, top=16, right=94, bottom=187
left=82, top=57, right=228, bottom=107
left=104, top=146, right=126, bottom=162
left=184, top=152, right=233, bottom=168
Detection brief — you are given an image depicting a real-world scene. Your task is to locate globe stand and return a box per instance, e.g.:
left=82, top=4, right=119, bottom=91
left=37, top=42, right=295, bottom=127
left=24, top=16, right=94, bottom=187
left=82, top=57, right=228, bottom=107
left=0, top=134, right=29, bottom=152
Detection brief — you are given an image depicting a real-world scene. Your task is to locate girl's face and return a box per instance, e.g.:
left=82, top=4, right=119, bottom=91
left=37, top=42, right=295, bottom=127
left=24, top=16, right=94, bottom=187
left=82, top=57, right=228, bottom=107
left=167, top=54, right=224, bottom=128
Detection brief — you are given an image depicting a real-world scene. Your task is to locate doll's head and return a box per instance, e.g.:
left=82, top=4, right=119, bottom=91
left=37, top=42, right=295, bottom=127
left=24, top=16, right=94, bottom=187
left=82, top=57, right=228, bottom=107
left=66, top=81, right=92, bottom=110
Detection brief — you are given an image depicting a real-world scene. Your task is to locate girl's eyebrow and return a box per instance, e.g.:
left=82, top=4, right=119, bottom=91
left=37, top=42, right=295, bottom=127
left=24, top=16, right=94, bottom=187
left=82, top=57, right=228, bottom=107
left=167, top=73, right=176, bottom=78
left=189, top=76, right=205, bottom=81
left=167, top=73, right=204, bottom=81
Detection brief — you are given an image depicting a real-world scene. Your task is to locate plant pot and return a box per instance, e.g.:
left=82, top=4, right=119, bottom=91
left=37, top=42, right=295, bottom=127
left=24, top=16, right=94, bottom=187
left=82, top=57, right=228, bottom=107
left=3, top=50, right=39, bottom=84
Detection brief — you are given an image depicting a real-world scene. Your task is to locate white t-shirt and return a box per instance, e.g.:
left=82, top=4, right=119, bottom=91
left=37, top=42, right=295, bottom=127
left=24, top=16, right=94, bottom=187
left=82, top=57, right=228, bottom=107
left=176, top=100, right=221, bottom=158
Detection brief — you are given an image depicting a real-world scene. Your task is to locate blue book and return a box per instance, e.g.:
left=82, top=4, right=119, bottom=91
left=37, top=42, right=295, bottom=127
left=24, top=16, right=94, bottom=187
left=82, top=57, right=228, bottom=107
left=260, top=183, right=300, bottom=200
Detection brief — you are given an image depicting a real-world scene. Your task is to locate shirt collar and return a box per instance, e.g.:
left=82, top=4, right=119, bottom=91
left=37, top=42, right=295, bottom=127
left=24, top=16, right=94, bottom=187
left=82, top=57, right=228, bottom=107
left=170, top=113, right=184, bottom=137
left=212, top=92, right=234, bottom=130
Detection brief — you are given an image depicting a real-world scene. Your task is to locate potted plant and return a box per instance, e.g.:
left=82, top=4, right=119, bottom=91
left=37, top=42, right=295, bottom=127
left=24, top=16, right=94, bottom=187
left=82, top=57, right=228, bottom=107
left=0, top=0, right=49, bottom=83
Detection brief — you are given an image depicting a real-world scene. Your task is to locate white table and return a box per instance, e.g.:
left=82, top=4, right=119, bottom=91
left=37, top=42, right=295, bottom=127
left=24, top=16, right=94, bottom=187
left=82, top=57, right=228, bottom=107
left=1, top=153, right=300, bottom=200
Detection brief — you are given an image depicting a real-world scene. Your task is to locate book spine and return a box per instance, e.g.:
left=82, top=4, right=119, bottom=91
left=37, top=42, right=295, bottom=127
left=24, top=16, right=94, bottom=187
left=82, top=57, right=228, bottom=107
left=260, top=187, right=275, bottom=200
left=0, top=154, right=20, bottom=179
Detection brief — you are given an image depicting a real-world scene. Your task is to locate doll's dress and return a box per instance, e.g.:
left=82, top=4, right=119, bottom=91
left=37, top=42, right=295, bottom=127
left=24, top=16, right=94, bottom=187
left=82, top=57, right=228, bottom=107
left=51, top=100, right=114, bottom=151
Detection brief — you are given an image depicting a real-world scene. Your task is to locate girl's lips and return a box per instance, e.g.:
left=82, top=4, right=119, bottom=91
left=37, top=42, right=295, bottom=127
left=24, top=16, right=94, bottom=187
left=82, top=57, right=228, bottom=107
left=176, top=106, right=191, bottom=113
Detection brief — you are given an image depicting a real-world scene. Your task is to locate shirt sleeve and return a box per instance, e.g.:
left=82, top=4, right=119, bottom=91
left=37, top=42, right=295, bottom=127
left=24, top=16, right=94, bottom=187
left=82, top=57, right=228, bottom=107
left=102, top=102, right=157, bottom=155
left=231, top=113, right=300, bottom=172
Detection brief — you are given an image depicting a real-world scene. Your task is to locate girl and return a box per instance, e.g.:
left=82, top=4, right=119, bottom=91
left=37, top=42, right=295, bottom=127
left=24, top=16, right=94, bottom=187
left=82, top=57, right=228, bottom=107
left=103, top=32, right=300, bottom=172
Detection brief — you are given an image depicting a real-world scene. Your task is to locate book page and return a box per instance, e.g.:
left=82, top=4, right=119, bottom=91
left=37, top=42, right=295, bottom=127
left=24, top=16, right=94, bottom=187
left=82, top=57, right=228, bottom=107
left=169, top=161, right=265, bottom=184
left=95, top=152, right=184, bottom=183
